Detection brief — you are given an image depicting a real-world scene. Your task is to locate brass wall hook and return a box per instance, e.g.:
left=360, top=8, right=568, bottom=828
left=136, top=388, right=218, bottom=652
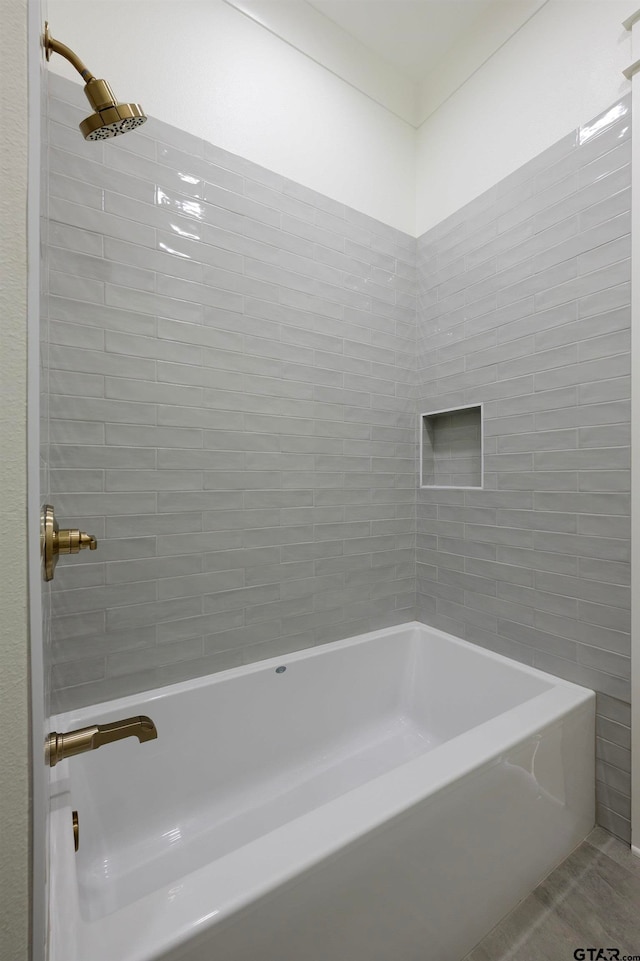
left=41, top=504, right=97, bottom=582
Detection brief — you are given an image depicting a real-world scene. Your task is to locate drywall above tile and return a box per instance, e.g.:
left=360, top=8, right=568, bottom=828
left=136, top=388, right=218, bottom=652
left=47, top=0, right=417, bottom=234
left=48, top=1, right=635, bottom=240
left=226, top=0, right=548, bottom=127
left=223, top=0, right=417, bottom=124
left=416, top=0, right=634, bottom=234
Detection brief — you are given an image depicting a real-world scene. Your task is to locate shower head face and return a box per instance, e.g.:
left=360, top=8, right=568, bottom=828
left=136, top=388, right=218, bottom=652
left=80, top=101, right=147, bottom=141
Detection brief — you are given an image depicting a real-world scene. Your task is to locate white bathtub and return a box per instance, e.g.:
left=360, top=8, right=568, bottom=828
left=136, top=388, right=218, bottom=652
left=48, top=622, right=594, bottom=961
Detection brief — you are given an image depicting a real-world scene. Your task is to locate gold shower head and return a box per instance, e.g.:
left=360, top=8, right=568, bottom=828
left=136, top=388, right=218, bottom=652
left=43, top=23, right=147, bottom=141
left=78, top=78, right=147, bottom=141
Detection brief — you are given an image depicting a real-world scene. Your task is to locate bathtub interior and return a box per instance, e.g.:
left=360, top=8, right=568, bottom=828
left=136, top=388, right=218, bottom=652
left=56, top=624, right=555, bottom=923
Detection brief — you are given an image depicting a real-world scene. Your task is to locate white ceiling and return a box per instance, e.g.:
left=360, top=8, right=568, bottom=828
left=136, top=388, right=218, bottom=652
left=307, top=0, right=497, bottom=82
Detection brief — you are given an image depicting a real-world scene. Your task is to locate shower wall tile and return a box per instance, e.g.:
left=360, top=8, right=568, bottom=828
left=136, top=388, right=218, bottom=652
left=46, top=73, right=632, bottom=844
left=416, top=95, right=631, bottom=843
left=46, top=74, right=416, bottom=714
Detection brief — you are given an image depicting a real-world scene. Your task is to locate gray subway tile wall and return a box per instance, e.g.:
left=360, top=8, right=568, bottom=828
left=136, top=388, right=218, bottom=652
left=46, top=73, right=632, bottom=843
left=416, top=96, right=632, bottom=842
left=46, top=74, right=417, bottom=712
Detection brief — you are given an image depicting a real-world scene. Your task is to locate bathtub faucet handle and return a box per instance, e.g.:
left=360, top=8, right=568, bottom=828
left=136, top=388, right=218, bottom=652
left=40, top=504, right=98, bottom=582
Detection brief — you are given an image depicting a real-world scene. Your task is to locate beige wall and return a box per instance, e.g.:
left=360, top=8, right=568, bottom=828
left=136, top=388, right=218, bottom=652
left=0, top=0, right=31, bottom=958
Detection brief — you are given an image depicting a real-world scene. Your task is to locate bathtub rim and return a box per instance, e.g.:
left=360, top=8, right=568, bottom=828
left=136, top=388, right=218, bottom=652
left=52, top=619, right=588, bottom=728
left=48, top=620, right=595, bottom=961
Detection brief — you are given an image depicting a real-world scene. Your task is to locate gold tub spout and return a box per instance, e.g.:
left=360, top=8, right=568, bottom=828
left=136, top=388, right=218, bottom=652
left=46, top=715, right=157, bottom=767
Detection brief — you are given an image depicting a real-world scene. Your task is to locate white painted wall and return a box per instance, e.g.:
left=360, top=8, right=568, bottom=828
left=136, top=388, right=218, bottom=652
left=627, top=6, right=640, bottom=859
left=226, top=0, right=417, bottom=124
left=416, top=0, right=634, bottom=235
left=47, top=0, right=416, bottom=234
left=0, top=0, right=30, bottom=959
left=416, top=0, right=547, bottom=127
left=47, top=1, right=639, bottom=238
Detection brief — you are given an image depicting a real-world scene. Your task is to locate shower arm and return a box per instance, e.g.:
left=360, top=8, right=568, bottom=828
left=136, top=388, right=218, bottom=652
left=43, top=23, right=96, bottom=83
left=42, top=20, right=147, bottom=141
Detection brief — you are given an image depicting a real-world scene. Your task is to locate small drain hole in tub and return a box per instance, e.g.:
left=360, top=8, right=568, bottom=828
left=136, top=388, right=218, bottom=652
left=275, top=666, right=286, bottom=674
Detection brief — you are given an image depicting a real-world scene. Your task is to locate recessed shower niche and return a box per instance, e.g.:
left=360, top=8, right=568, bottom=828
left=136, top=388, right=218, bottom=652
left=420, top=405, right=483, bottom=489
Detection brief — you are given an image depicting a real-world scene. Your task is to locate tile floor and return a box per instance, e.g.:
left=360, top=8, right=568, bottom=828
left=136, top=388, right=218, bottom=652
left=464, top=829, right=640, bottom=961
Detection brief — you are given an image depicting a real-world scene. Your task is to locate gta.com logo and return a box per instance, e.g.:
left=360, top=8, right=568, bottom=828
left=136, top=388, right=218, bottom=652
left=573, top=951, right=640, bottom=960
